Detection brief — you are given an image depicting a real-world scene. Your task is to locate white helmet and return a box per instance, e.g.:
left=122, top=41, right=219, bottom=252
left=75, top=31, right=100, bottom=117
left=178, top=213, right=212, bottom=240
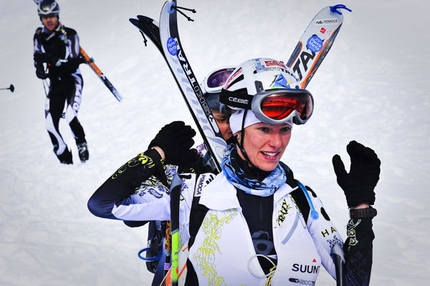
left=220, top=58, right=313, bottom=131
left=37, top=0, right=60, bottom=17
left=224, top=58, right=301, bottom=96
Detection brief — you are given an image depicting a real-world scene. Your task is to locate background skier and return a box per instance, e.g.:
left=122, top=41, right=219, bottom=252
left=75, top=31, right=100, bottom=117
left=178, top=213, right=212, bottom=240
left=33, top=0, right=89, bottom=164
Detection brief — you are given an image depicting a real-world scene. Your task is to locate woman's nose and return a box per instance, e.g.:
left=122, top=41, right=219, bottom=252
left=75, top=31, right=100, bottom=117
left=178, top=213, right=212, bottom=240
left=269, top=132, right=282, bottom=147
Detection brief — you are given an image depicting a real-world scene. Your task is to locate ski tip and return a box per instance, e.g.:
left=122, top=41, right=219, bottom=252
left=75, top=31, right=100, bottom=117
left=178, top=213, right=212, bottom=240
left=129, top=18, right=138, bottom=25
left=135, top=15, right=160, bottom=28
left=136, top=15, right=152, bottom=22
left=129, top=18, right=145, bottom=31
left=330, top=4, right=352, bottom=15
left=129, top=17, right=148, bottom=30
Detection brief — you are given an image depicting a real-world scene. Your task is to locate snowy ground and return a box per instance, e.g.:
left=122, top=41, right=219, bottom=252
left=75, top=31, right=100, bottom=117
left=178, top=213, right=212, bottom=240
left=1, top=0, right=429, bottom=285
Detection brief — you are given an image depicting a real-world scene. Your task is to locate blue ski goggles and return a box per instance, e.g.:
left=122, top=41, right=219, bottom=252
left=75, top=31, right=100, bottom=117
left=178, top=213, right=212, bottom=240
left=220, top=87, right=314, bottom=125
left=201, top=67, right=236, bottom=94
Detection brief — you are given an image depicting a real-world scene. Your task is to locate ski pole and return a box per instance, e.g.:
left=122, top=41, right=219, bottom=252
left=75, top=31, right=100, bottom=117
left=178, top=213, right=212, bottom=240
left=80, top=47, right=123, bottom=102
left=169, top=174, right=182, bottom=286
left=0, top=84, right=14, bottom=92
left=331, top=244, right=346, bottom=286
left=42, top=79, right=49, bottom=96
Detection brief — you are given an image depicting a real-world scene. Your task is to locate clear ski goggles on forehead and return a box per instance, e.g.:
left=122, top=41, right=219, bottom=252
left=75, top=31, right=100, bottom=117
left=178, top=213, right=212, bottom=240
left=201, top=67, right=236, bottom=94
left=220, top=88, right=314, bottom=125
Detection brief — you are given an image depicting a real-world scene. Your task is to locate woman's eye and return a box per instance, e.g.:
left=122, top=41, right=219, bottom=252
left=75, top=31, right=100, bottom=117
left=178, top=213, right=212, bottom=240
left=280, top=126, right=292, bottom=133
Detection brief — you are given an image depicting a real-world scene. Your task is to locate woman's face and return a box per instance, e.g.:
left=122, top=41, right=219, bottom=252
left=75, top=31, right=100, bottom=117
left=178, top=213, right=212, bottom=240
left=212, top=110, right=233, bottom=141
left=237, top=122, right=292, bottom=171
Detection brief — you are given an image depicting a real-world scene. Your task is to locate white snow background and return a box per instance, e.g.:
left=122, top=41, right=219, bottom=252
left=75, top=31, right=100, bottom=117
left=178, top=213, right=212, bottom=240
left=1, top=0, right=429, bottom=285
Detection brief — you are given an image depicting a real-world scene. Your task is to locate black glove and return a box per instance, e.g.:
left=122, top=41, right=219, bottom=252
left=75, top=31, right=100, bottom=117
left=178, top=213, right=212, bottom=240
left=35, top=64, right=48, bottom=79
left=148, top=121, right=199, bottom=166
left=332, top=140, right=381, bottom=208
left=34, top=52, right=49, bottom=63
left=34, top=52, right=57, bottom=65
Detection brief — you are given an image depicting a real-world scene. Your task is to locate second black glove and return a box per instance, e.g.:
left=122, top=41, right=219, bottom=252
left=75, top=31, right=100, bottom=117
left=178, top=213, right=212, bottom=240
left=148, top=121, right=198, bottom=166
left=332, top=140, right=381, bottom=208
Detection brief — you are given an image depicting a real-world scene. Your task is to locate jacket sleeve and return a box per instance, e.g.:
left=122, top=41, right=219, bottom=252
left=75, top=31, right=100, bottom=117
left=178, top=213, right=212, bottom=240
left=304, top=183, right=375, bottom=285
left=308, top=196, right=375, bottom=285
left=33, top=28, right=44, bottom=68
left=87, top=149, right=169, bottom=220
left=344, top=217, right=375, bottom=286
left=306, top=194, right=343, bottom=279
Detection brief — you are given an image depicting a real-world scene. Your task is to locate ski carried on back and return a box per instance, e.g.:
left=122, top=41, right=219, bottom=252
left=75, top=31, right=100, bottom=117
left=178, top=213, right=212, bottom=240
left=80, top=47, right=123, bottom=102
left=286, top=4, right=351, bottom=88
left=130, top=4, right=226, bottom=172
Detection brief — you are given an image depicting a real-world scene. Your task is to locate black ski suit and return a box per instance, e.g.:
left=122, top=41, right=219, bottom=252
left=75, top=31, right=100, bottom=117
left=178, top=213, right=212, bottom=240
left=33, top=22, right=86, bottom=163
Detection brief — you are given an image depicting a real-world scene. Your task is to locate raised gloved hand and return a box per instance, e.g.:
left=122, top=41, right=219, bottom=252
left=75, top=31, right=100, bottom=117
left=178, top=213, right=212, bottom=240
left=332, top=141, right=381, bottom=208
left=148, top=121, right=198, bottom=166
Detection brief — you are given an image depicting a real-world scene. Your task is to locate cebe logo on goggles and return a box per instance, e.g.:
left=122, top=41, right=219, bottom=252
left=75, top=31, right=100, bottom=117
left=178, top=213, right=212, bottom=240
left=220, top=85, right=314, bottom=125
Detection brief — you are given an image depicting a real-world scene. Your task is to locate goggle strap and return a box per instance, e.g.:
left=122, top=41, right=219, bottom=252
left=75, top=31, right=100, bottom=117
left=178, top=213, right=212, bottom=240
left=219, top=88, right=253, bottom=109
